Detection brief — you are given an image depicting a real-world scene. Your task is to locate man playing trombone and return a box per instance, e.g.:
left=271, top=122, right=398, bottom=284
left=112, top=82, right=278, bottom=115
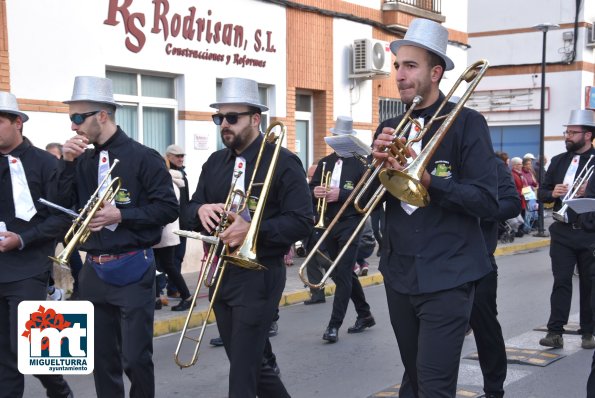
left=372, top=18, right=498, bottom=397
left=186, top=77, right=312, bottom=397
left=537, top=109, right=595, bottom=350
left=307, top=116, right=376, bottom=343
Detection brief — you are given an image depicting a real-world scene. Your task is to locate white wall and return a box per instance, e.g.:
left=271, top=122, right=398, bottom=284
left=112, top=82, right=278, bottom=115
left=6, top=0, right=287, bottom=190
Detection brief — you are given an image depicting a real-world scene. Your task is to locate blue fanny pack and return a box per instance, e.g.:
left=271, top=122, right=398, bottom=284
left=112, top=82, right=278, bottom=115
left=88, top=250, right=153, bottom=287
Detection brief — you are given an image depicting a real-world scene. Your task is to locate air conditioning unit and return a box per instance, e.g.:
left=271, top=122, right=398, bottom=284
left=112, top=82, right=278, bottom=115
left=352, top=39, right=391, bottom=76
left=587, top=24, right=595, bottom=48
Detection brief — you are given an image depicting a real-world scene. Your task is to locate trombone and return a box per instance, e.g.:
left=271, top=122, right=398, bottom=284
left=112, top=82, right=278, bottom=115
left=298, top=59, right=490, bottom=289
left=173, top=122, right=285, bottom=368
left=298, top=96, right=425, bottom=289
left=49, top=159, right=121, bottom=266
left=378, top=59, right=490, bottom=207
left=314, top=162, right=332, bottom=229
left=553, top=154, right=595, bottom=222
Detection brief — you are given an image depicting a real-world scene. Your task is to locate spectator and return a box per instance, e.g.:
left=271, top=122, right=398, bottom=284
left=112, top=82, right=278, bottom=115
left=164, top=144, right=191, bottom=298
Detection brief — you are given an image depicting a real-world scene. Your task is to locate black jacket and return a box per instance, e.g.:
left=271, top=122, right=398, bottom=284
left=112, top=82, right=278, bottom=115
left=0, top=138, right=70, bottom=282
left=375, top=93, right=498, bottom=294
left=56, top=128, right=179, bottom=255
left=187, top=134, right=313, bottom=260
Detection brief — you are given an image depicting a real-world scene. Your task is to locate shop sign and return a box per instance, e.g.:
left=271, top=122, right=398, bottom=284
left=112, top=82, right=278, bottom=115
left=104, top=0, right=277, bottom=69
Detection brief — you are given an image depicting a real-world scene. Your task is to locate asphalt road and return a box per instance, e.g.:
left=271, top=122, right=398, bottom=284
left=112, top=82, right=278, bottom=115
left=24, top=246, right=594, bottom=397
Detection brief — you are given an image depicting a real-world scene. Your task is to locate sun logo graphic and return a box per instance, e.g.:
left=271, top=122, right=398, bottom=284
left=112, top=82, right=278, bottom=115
left=18, top=301, right=94, bottom=375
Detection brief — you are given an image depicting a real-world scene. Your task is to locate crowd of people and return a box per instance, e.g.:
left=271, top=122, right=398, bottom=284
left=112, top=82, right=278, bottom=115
left=2, top=15, right=595, bottom=398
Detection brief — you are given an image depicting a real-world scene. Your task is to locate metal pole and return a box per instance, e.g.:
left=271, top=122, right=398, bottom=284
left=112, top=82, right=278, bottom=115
left=535, top=29, right=548, bottom=237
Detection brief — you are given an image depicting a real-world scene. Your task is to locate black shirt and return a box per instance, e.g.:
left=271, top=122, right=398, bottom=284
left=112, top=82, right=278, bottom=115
left=187, top=134, right=314, bottom=259
left=56, top=128, right=179, bottom=255
left=375, top=93, right=498, bottom=294
left=0, top=138, right=69, bottom=283
left=309, top=153, right=367, bottom=221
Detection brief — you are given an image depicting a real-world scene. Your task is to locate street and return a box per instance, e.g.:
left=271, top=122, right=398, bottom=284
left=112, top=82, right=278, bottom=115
left=25, top=246, right=593, bottom=397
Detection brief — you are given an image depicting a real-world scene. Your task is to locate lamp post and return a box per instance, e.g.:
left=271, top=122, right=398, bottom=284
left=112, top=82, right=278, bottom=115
left=532, top=23, right=559, bottom=237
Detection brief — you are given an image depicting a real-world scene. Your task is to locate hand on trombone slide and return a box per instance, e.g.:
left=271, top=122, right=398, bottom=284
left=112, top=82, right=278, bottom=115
left=372, top=130, right=432, bottom=189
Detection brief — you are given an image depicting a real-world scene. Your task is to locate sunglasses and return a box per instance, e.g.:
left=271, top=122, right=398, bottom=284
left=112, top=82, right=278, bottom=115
left=212, top=112, right=253, bottom=126
left=69, top=110, right=106, bottom=125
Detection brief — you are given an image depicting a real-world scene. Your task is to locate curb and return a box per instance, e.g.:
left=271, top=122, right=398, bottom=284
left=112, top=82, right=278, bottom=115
left=153, top=238, right=551, bottom=337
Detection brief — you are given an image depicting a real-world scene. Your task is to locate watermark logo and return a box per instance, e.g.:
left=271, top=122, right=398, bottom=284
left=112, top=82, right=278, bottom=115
left=18, top=301, right=94, bottom=375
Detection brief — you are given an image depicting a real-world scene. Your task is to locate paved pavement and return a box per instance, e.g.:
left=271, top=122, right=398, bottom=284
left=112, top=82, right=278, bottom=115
left=153, top=216, right=554, bottom=337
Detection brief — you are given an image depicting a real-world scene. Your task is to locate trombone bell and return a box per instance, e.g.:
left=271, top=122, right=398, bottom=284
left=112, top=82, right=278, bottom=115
left=378, top=169, right=430, bottom=207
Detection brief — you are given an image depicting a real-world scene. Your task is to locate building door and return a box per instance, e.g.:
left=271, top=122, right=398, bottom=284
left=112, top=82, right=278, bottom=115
left=295, top=93, right=313, bottom=171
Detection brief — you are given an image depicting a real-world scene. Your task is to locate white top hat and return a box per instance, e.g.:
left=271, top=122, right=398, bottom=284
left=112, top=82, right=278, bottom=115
left=64, top=76, right=121, bottom=108
left=564, top=109, right=595, bottom=128
left=210, top=77, right=268, bottom=112
left=389, top=18, right=454, bottom=71
left=0, top=91, right=29, bottom=122
left=330, top=116, right=356, bottom=135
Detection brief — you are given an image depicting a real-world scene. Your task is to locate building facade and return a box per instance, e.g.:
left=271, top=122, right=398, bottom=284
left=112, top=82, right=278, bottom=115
left=467, top=0, right=595, bottom=163
left=1, top=0, right=474, bottom=189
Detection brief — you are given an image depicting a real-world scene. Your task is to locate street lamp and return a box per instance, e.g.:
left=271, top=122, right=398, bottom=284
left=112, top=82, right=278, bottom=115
left=532, top=22, right=559, bottom=237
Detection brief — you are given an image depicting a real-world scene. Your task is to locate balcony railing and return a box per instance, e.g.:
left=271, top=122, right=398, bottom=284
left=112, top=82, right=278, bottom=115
left=384, top=0, right=441, bottom=14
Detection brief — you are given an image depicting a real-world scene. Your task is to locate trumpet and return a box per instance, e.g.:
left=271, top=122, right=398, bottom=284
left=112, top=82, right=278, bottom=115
left=314, top=162, right=332, bottom=229
left=553, top=154, right=595, bottom=222
left=50, top=159, right=121, bottom=266
left=378, top=59, right=490, bottom=207
left=174, top=122, right=285, bottom=368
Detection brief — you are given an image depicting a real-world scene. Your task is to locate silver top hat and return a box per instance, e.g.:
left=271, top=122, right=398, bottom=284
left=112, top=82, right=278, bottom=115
left=210, top=77, right=268, bottom=112
left=330, top=116, right=356, bottom=135
left=564, top=109, right=595, bottom=128
left=64, top=76, right=121, bottom=108
left=0, top=91, right=29, bottom=122
left=389, top=18, right=454, bottom=71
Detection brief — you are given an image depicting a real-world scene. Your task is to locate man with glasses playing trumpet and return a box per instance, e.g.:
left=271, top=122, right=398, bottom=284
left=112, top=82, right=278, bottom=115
left=537, top=109, right=595, bottom=350
left=186, top=77, right=312, bottom=397
left=372, top=18, right=498, bottom=397
left=57, top=76, right=179, bottom=398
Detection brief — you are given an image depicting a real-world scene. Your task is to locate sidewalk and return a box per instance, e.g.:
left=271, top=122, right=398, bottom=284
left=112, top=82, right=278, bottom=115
left=153, top=218, right=553, bottom=337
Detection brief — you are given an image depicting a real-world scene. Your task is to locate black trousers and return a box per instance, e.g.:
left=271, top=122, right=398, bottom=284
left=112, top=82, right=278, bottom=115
left=0, top=273, right=72, bottom=398
left=80, top=254, right=156, bottom=398
left=469, top=264, right=506, bottom=397
left=153, top=246, right=191, bottom=300
left=316, top=217, right=372, bottom=328
left=385, top=282, right=474, bottom=398
left=212, top=258, right=289, bottom=398
left=547, top=222, right=594, bottom=334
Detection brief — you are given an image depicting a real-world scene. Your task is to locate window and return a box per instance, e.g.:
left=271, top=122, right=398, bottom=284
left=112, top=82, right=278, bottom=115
left=106, top=70, right=177, bottom=155
left=215, top=81, right=269, bottom=150
left=379, top=97, right=406, bottom=122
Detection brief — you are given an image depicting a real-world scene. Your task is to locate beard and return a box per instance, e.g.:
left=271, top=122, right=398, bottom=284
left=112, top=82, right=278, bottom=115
left=221, top=125, right=252, bottom=151
left=565, top=137, right=586, bottom=152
